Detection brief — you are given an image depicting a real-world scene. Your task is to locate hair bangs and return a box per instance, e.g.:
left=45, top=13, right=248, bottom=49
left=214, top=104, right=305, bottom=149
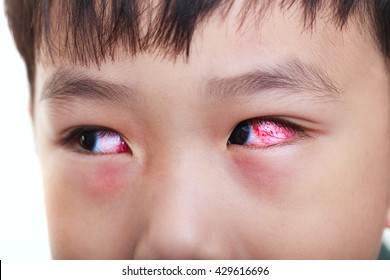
left=6, top=0, right=387, bottom=95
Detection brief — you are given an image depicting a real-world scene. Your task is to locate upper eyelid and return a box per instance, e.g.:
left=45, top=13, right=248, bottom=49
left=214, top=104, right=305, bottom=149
left=59, top=126, right=124, bottom=146
left=231, top=116, right=306, bottom=135
left=250, top=116, right=305, bottom=130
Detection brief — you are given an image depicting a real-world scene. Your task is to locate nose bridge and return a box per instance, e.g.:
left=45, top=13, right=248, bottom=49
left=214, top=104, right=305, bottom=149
left=134, top=146, right=233, bottom=259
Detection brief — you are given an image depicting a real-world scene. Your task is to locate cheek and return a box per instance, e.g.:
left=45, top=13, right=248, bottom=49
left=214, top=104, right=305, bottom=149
left=42, top=157, right=141, bottom=258
left=79, top=159, right=136, bottom=197
left=44, top=155, right=138, bottom=199
left=230, top=149, right=298, bottom=198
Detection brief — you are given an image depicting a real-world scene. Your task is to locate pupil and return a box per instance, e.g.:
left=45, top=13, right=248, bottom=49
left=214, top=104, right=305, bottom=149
left=80, top=132, right=97, bottom=151
left=228, top=121, right=250, bottom=145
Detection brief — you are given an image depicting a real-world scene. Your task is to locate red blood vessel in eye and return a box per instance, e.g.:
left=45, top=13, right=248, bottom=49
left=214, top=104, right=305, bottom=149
left=250, top=120, right=295, bottom=145
left=117, top=141, right=130, bottom=153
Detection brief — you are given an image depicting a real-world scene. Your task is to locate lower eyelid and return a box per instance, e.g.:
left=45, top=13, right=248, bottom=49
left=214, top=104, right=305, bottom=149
left=242, top=135, right=309, bottom=150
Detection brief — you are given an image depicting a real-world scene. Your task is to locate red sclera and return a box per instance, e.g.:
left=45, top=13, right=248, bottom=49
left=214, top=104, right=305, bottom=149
left=250, top=120, right=295, bottom=146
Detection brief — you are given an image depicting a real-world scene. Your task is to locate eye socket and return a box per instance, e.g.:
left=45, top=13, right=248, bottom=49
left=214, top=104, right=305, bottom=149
left=61, top=126, right=131, bottom=155
left=227, top=118, right=305, bottom=148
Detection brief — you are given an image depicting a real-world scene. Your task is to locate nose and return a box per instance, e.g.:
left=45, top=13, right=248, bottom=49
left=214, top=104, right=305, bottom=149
left=133, top=149, right=236, bottom=259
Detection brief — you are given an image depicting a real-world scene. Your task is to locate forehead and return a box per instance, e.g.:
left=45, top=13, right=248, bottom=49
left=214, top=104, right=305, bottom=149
left=36, top=2, right=380, bottom=101
left=35, top=3, right=385, bottom=123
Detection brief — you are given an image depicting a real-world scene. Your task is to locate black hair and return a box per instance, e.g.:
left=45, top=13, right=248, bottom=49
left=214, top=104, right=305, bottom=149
left=5, top=0, right=390, bottom=95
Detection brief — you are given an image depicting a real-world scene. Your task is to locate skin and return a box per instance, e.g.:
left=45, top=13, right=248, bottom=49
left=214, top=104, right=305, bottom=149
left=33, top=3, right=390, bottom=259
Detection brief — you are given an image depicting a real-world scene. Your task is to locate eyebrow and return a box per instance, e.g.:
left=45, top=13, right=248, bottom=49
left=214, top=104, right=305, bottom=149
left=205, top=58, right=341, bottom=102
left=41, top=58, right=341, bottom=106
left=41, top=68, right=136, bottom=105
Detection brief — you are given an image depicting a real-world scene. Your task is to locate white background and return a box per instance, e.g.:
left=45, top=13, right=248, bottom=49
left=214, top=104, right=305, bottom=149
left=0, top=1, right=50, bottom=259
left=0, top=1, right=389, bottom=259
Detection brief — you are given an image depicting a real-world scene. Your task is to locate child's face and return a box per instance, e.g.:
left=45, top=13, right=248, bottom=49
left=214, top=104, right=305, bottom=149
left=33, top=5, right=390, bottom=259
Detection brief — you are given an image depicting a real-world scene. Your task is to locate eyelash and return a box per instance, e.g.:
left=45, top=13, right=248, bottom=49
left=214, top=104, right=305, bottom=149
left=60, top=117, right=306, bottom=155
left=60, top=126, right=131, bottom=155
left=227, top=117, right=307, bottom=148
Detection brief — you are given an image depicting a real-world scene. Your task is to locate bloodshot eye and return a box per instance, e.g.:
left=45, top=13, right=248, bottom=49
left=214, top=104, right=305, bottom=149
left=61, top=127, right=131, bottom=155
left=79, top=129, right=130, bottom=154
left=227, top=118, right=304, bottom=148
